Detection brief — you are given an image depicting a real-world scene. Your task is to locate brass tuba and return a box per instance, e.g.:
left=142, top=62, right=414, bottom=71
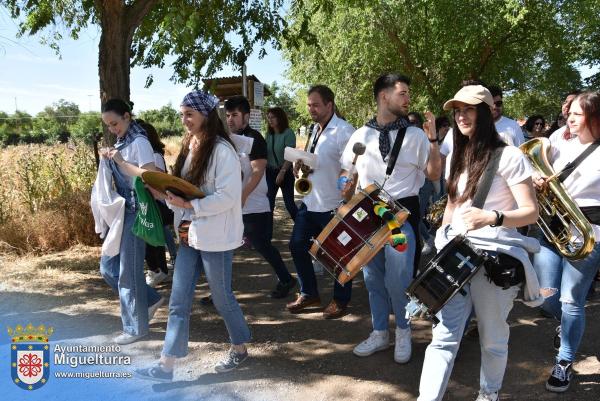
left=520, top=137, right=595, bottom=260
left=294, top=124, right=315, bottom=195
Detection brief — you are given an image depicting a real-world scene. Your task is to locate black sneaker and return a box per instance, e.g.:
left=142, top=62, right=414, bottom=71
left=214, top=349, right=248, bottom=373
left=546, top=360, right=573, bottom=392
left=270, top=277, right=297, bottom=299
left=553, top=325, right=561, bottom=350
left=135, top=364, right=173, bottom=382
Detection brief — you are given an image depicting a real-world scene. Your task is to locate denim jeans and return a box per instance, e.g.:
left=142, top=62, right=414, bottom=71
left=243, top=212, right=293, bottom=284
left=162, top=244, right=251, bottom=358
left=289, top=203, right=352, bottom=303
left=418, top=269, right=520, bottom=400
left=266, top=166, right=298, bottom=220
left=362, top=223, right=415, bottom=330
left=163, top=225, right=177, bottom=262
left=100, top=210, right=162, bottom=336
left=533, top=239, right=600, bottom=362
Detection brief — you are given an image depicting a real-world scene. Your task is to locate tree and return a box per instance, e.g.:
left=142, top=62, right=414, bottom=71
left=137, top=104, right=182, bottom=137
left=283, top=0, right=585, bottom=124
left=4, top=1, right=286, bottom=111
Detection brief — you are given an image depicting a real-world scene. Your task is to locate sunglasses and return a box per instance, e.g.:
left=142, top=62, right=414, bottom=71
left=494, top=101, right=503, bottom=107
left=534, top=122, right=543, bottom=126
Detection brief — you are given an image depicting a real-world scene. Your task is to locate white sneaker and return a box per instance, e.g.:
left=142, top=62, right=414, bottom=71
left=475, top=390, right=498, bottom=401
left=353, top=330, right=390, bottom=357
left=146, top=270, right=168, bottom=287
left=394, top=327, right=412, bottom=363
left=148, top=297, right=165, bottom=322
left=114, top=332, right=146, bottom=345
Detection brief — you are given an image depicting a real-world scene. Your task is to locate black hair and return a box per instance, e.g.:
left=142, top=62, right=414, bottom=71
left=224, top=95, right=251, bottom=114
left=461, top=79, right=487, bottom=88
left=435, top=115, right=450, bottom=129
left=407, top=112, right=424, bottom=128
left=447, top=103, right=506, bottom=204
left=564, top=89, right=582, bottom=99
left=373, top=73, right=411, bottom=101
left=488, top=85, right=503, bottom=98
left=102, top=98, right=133, bottom=116
left=524, top=114, right=546, bottom=133
left=308, top=85, right=335, bottom=106
left=136, top=119, right=165, bottom=155
left=266, top=107, right=290, bottom=134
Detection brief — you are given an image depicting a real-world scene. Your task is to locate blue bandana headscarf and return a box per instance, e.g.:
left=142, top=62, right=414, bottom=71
left=181, top=90, right=220, bottom=116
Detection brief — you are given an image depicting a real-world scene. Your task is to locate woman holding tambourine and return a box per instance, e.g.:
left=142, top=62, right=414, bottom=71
left=136, top=90, right=251, bottom=382
left=417, top=85, right=540, bottom=401
left=532, top=91, right=600, bottom=393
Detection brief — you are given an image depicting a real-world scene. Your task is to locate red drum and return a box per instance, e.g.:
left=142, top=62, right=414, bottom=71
left=309, top=183, right=409, bottom=285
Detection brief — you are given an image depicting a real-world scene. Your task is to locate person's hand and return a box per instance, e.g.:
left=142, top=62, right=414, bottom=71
left=293, top=160, right=303, bottom=178
left=461, top=207, right=496, bottom=231
left=99, top=147, right=112, bottom=159
left=423, top=111, right=437, bottom=142
left=275, top=169, right=286, bottom=186
left=146, top=185, right=165, bottom=200
left=109, top=149, right=124, bottom=164
left=166, top=191, right=190, bottom=209
left=532, top=172, right=548, bottom=190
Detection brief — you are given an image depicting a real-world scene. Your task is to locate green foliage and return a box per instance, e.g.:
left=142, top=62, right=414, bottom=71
left=283, top=0, right=590, bottom=124
left=137, top=104, right=183, bottom=137
left=263, top=81, right=312, bottom=131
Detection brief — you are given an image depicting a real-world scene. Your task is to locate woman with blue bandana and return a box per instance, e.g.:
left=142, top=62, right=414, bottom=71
left=136, top=90, right=251, bottom=381
left=99, top=99, right=164, bottom=345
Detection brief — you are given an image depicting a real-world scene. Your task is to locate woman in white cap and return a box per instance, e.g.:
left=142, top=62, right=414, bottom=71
left=417, top=85, right=540, bottom=401
left=136, top=90, right=251, bottom=381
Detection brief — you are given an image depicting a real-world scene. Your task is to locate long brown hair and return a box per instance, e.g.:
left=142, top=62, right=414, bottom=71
left=447, top=103, right=506, bottom=204
left=172, top=108, right=235, bottom=186
left=266, top=107, right=290, bottom=134
left=573, top=91, right=600, bottom=141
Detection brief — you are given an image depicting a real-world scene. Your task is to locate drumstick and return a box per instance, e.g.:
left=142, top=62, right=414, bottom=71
left=347, top=142, right=366, bottom=178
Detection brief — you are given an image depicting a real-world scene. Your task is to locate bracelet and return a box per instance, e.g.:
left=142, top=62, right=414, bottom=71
left=490, top=210, right=504, bottom=227
left=428, top=137, right=438, bottom=143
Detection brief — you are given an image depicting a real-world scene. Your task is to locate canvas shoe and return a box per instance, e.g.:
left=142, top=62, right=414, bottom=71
left=148, top=297, right=165, bottom=322
left=353, top=330, right=390, bottom=357
left=475, top=390, right=498, bottom=401
left=394, top=327, right=412, bottom=364
left=135, top=364, right=173, bottom=382
left=146, top=270, right=168, bottom=287
left=546, top=360, right=573, bottom=393
left=114, top=332, right=146, bottom=345
left=214, top=348, right=248, bottom=373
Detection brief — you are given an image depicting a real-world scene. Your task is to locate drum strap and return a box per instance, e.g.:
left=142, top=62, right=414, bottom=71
left=471, top=147, right=504, bottom=209
left=385, top=127, right=408, bottom=177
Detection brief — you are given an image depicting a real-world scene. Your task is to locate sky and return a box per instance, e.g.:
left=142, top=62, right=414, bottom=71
left=0, top=9, right=288, bottom=115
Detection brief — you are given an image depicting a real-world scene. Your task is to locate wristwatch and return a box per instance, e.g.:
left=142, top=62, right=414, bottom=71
left=490, top=210, right=504, bottom=227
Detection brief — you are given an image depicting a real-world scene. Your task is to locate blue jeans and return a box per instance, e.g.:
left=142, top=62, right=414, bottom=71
left=163, top=225, right=177, bottom=262
left=243, top=212, right=293, bottom=284
left=418, top=270, right=520, bottom=400
left=100, top=210, right=162, bottom=336
left=362, top=223, right=415, bottom=330
left=533, top=239, right=600, bottom=362
left=266, top=166, right=298, bottom=220
left=162, top=244, right=251, bottom=358
left=289, top=203, right=352, bottom=303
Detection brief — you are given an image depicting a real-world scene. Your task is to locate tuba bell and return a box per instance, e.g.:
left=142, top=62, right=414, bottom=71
left=520, top=137, right=595, bottom=260
left=294, top=162, right=313, bottom=195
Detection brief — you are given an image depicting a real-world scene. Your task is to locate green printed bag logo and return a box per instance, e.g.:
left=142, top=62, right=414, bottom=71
left=132, top=177, right=166, bottom=246
left=9, top=324, right=53, bottom=391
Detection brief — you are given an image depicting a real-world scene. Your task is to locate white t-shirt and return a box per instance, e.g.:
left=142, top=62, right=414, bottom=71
left=450, top=146, right=532, bottom=237
left=153, top=152, right=167, bottom=172
left=548, top=130, right=600, bottom=241
left=341, top=125, right=429, bottom=199
left=119, top=136, right=155, bottom=187
left=231, top=134, right=271, bottom=214
left=303, top=114, right=355, bottom=212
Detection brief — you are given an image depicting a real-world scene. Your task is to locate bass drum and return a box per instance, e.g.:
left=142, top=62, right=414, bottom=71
left=309, top=183, right=409, bottom=285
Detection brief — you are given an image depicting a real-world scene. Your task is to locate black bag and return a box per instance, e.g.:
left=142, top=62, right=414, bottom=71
left=483, top=252, right=525, bottom=289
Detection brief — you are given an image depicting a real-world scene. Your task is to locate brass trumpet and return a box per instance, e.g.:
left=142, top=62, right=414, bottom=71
left=520, top=137, right=595, bottom=260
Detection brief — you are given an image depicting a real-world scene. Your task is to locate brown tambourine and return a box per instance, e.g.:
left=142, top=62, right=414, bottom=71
left=141, top=171, right=205, bottom=200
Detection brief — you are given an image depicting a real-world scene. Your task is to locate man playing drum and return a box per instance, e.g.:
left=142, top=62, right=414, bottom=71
left=339, top=73, right=441, bottom=363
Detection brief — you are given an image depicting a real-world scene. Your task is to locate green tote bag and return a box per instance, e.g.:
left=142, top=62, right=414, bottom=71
left=131, top=176, right=166, bottom=246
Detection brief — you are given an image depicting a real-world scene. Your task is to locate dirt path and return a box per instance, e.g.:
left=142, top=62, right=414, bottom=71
left=1, top=199, right=599, bottom=401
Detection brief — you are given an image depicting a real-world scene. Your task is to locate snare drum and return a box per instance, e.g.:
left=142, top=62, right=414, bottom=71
left=406, top=234, right=489, bottom=324
left=309, top=183, right=409, bottom=285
